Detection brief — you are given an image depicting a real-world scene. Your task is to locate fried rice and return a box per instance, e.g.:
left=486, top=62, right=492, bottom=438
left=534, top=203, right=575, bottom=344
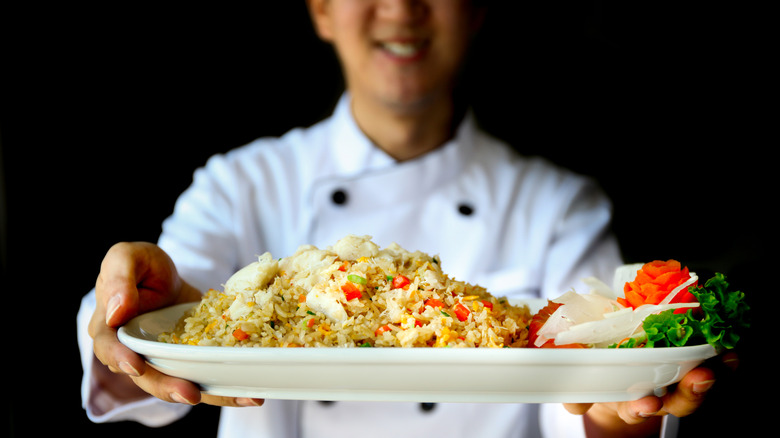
left=158, top=235, right=531, bottom=348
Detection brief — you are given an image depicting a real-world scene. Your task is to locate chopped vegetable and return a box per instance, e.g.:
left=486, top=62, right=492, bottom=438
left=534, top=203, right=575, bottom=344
left=232, top=328, right=250, bottom=341
left=347, top=274, right=367, bottom=285
left=454, top=303, right=470, bottom=321
left=392, top=275, right=411, bottom=289
left=341, top=282, right=362, bottom=300
left=375, top=325, right=391, bottom=336
left=424, top=298, right=445, bottom=308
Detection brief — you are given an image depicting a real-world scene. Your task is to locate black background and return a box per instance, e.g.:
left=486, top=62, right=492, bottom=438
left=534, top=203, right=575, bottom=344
left=2, top=2, right=769, bottom=437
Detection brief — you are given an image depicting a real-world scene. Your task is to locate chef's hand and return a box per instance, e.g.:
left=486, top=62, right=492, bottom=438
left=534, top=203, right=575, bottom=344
left=88, top=241, right=265, bottom=408
left=563, top=352, right=738, bottom=437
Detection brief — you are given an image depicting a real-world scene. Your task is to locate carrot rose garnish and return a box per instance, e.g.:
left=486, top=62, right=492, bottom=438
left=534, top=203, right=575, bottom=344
left=619, top=260, right=698, bottom=313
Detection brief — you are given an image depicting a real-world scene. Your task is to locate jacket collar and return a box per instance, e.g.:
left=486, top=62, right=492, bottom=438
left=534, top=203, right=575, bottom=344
left=327, top=93, right=476, bottom=180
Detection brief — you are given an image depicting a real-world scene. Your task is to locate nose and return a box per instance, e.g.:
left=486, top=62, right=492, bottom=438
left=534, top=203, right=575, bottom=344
left=376, top=0, right=428, bottom=24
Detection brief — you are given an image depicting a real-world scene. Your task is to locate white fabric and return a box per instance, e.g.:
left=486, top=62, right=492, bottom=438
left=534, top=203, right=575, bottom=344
left=77, top=292, right=191, bottom=427
left=77, top=93, right=626, bottom=437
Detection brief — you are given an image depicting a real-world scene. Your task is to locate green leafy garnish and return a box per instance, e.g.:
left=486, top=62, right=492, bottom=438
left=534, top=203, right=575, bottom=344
left=643, top=310, right=697, bottom=348
left=689, top=273, right=750, bottom=350
left=632, top=273, right=750, bottom=350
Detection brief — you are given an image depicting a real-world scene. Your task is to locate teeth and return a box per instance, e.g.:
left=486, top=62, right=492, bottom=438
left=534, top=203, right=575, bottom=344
left=382, top=42, right=422, bottom=57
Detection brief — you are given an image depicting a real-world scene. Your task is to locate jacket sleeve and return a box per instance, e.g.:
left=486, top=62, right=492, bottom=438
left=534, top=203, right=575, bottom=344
left=157, top=151, right=250, bottom=292
left=77, top=289, right=192, bottom=426
left=538, top=171, right=624, bottom=299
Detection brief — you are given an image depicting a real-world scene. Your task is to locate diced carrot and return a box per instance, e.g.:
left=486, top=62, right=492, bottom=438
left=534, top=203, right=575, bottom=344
left=341, top=282, right=362, bottom=300
left=481, top=300, right=494, bottom=310
left=392, top=275, right=411, bottom=289
left=232, top=328, right=250, bottom=341
left=375, top=325, right=391, bottom=336
left=424, top=298, right=445, bottom=308
left=454, top=303, right=470, bottom=321
left=345, top=291, right=362, bottom=300
left=307, top=318, right=316, bottom=328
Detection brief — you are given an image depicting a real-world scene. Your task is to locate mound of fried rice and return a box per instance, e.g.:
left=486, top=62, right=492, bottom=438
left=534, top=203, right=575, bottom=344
left=158, top=235, right=530, bottom=348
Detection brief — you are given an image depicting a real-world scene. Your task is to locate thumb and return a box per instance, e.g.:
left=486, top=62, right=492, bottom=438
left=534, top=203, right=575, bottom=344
left=100, top=271, right=141, bottom=328
left=563, top=403, right=593, bottom=415
left=95, top=242, right=151, bottom=328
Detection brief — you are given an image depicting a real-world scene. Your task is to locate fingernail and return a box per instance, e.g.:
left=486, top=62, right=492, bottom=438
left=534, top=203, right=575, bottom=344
left=106, top=295, right=120, bottom=324
left=723, top=356, right=740, bottom=371
left=236, top=397, right=263, bottom=407
left=171, top=392, right=194, bottom=405
left=638, top=411, right=659, bottom=418
left=118, top=361, right=140, bottom=377
left=693, top=379, right=715, bottom=395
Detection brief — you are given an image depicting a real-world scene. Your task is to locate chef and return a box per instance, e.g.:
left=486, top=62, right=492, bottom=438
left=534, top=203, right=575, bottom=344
left=79, top=1, right=720, bottom=437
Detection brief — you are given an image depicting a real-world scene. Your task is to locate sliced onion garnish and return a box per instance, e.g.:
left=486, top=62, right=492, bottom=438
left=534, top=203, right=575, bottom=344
left=581, top=276, right=618, bottom=299
left=534, top=265, right=702, bottom=348
left=659, top=273, right=698, bottom=305
left=533, top=290, right=624, bottom=347
left=553, top=302, right=699, bottom=347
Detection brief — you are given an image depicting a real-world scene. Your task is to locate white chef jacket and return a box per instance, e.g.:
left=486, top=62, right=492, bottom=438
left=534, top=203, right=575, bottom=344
left=77, top=93, right=626, bottom=437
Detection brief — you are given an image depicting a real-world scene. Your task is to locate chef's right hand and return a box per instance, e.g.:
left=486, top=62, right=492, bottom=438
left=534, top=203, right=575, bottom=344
left=88, top=241, right=264, bottom=407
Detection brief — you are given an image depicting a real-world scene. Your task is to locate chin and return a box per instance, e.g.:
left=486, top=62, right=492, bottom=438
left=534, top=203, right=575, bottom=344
left=377, top=85, right=452, bottom=113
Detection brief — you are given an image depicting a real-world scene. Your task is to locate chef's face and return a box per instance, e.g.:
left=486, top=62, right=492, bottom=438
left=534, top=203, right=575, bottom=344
left=308, top=0, right=483, bottom=113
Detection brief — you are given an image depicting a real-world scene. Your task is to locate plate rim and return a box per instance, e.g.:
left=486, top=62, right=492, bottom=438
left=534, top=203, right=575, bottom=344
left=118, top=301, right=719, bottom=364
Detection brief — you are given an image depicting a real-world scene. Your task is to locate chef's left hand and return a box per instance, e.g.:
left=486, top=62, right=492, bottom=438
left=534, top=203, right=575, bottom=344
left=564, top=352, right=738, bottom=437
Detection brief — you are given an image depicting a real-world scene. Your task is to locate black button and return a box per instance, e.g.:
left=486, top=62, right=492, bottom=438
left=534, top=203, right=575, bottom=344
left=457, top=203, right=474, bottom=216
left=420, top=402, right=436, bottom=412
left=318, top=400, right=336, bottom=406
left=331, top=189, right=348, bottom=205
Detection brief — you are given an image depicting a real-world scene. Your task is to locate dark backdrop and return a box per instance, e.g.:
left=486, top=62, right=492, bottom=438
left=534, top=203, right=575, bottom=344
left=2, top=2, right=767, bottom=437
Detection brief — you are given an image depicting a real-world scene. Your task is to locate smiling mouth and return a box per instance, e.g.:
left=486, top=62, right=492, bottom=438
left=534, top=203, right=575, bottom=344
left=379, top=40, right=428, bottom=58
